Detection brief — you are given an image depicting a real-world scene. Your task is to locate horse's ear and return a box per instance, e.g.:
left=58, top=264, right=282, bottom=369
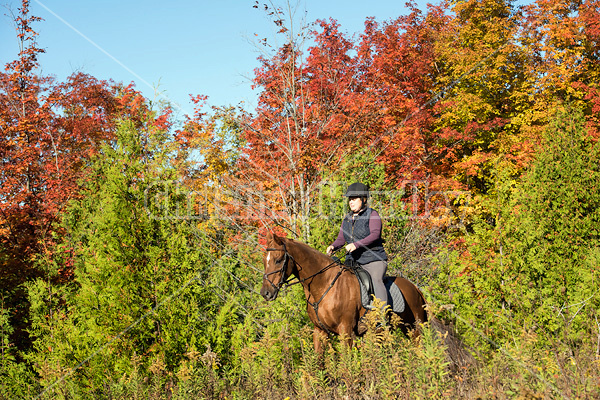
left=266, top=231, right=281, bottom=244
left=265, top=231, right=283, bottom=246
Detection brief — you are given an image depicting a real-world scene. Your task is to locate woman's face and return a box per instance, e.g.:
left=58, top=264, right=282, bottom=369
left=348, top=196, right=363, bottom=213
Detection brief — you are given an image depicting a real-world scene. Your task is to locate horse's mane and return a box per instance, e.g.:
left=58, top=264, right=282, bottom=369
left=282, top=237, right=332, bottom=262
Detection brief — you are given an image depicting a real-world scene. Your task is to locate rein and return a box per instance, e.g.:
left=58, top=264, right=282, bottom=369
left=264, top=244, right=349, bottom=335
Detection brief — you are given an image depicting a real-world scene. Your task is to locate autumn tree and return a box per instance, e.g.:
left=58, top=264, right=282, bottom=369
left=430, top=0, right=600, bottom=203
left=520, top=0, right=600, bottom=136
left=355, top=3, right=450, bottom=188
left=434, top=106, right=600, bottom=348
left=0, top=0, right=157, bottom=360
left=0, top=2, right=55, bottom=325
left=26, top=114, right=233, bottom=396
left=427, top=0, right=532, bottom=199
left=222, top=3, right=371, bottom=241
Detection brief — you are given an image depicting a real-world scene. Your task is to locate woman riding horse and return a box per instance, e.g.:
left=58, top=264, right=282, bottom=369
left=261, top=231, right=427, bottom=353
left=326, top=182, right=388, bottom=313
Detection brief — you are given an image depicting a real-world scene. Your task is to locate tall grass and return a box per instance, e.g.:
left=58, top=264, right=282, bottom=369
left=31, top=303, right=600, bottom=399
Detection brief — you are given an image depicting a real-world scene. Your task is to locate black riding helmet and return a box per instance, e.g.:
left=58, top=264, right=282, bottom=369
left=344, top=182, right=369, bottom=198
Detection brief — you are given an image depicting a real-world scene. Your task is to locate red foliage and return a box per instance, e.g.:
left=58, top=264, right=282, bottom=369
left=0, top=0, right=171, bottom=350
left=355, top=3, right=457, bottom=190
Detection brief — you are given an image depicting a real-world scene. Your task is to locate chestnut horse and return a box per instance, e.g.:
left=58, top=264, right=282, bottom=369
left=260, top=232, right=428, bottom=352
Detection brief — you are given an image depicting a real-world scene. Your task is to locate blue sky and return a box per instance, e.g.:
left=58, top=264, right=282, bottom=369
left=1, top=0, right=432, bottom=117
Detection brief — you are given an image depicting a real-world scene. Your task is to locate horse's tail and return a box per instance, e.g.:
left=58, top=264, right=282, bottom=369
left=414, top=285, right=429, bottom=323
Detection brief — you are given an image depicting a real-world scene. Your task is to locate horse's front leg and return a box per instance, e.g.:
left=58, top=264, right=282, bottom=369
left=338, top=322, right=355, bottom=348
left=312, top=326, right=328, bottom=354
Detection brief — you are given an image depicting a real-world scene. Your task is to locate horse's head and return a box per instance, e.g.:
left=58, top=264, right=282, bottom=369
left=261, top=232, right=295, bottom=301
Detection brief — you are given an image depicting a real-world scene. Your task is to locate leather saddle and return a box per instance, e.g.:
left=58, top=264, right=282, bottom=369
left=346, top=260, right=406, bottom=314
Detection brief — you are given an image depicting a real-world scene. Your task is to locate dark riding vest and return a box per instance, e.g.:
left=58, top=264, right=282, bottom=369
left=341, top=207, right=387, bottom=265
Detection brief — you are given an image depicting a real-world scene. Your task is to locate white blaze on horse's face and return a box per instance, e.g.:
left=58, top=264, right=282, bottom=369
left=261, top=248, right=285, bottom=301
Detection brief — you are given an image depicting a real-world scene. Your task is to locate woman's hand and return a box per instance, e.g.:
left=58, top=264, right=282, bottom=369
left=326, top=245, right=334, bottom=256
left=345, top=243, right=357, bottom=253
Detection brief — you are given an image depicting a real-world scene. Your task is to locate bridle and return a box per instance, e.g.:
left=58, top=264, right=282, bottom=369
left=264, top=243, right=343, bottom=290
left=264, top=242, right=295, bottom=292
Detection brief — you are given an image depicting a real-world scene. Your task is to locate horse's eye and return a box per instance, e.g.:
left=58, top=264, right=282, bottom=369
left=275, top=257, right=284, bottom=264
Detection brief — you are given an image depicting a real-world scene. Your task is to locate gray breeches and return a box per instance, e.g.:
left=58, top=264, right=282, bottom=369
left=361, top=260, right=388, bottom=306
